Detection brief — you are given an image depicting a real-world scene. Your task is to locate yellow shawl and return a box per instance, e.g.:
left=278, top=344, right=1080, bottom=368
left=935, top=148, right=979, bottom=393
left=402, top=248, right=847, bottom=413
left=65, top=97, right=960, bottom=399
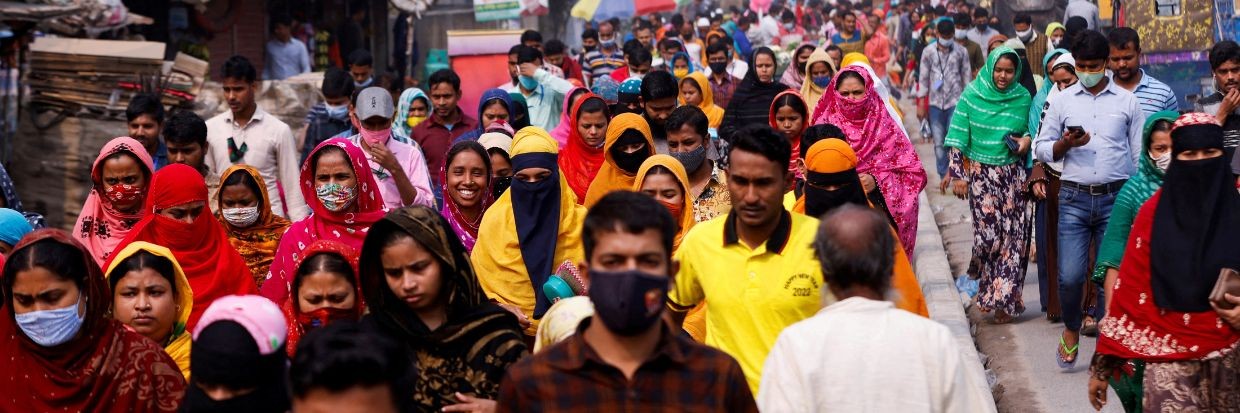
left=799, top=48, right=837, bottom=112
left=584, top=113, right=656, bottom=207
left=471, top=127, right=587, bottom=336
left=105, top=241, right=194, bottom=379
left=679, top=72, right=725, bottom=129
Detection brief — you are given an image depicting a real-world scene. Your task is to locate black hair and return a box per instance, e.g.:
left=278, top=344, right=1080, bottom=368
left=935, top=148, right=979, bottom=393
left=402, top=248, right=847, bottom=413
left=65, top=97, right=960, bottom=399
left=222, top=55, right=257, bottom=83
left=1210, top=41, right=1240, bottom=71
left=640, top=70, right=677, bottom=101
left=428, top=69, right=461, bottom=92
left=293, top=251, right=356, bottom=297
left=221, top=168, right=264, bottom=208
left=607, top=17, right=621, bottom=31
left=813, top=204, right=894, bottom=292
left=515, top=45, right=543, bottom=65
left=107, top=249, right=177, bottom=296
left=972, top=7, right=988, bottom=18
left=576, top=95, right=609, bottom=117
left=995, top=53, right=1020, bottom=72
left=781, top=9, right=796, bottom=21
left=4, top=237, right=90, bottom=303
left=1064, top=16, right=1088, bottom=43
left=290, top=321, right=411, bottom=411
left=520, top=30, right=543, bottom=45
left=952, top=12, right=970, bottom=27
left=1071, top=30, right=1110, bottom=62
left=665, top=105, right=708, bottom=140
left=348, top=49, right=374, bottom=67
left=771, top=93, right=808, bottom=123
left=729, top=125, right=792, bottom=172
left=321, top=67, right=354, bottom=99
left=1013, top=13, right=1031, bottom=25
left=1107, top=27, right=1141, bottom=53
left=582, top=28, right=599, bottom=41
left=934, top=5, right=947, bottom=16
left=634, top=22, right=652, bottom=33
left=126, top=93, right=165, bottom=124
left=834, top=70, right=866, bottom=89
left=670, top=14, right=685, bottom=28
left=544, top=39, right=567, bottom=56
left=706, top=40, right=729, bottom=58
left=1150, top=118, right=1175, bottom=135
left=271, top=13, right=293, bottom=30
left=162, top=110, right=208, bottom=147
left=802, top=123, right=846, bottom=159
left=311, top=146, right=354, bottom=177
left=825, top=45, right=843, bottom=55
left=623, top=39, right=645, bottom=55
left=626, top=45, right=653, bottom=67
left=445, top=140, right=493, bottom=183
left=583, top=191, right=676, bottom=262
left=936, top=19, right=955, bottom=37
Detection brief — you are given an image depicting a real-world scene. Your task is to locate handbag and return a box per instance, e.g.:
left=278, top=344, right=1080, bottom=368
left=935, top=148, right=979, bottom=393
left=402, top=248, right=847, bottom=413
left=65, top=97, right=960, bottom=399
left=1208, top=268, right=1240, bottom=310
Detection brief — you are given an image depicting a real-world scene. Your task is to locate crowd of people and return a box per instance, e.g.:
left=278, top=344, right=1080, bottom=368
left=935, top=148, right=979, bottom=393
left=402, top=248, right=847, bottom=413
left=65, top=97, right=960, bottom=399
left=1, top=0, right=1239, bottom=412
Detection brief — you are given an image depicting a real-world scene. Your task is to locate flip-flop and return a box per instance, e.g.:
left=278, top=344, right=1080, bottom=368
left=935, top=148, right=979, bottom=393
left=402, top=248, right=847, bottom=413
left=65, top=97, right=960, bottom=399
left=1057, top=336, right=1079, bottom=369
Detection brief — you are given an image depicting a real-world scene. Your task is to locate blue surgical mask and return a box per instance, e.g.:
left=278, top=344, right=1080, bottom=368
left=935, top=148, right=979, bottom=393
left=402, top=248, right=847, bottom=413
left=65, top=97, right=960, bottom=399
left=1078, top=70, right=1106, bottom=88
left=15, top=293, right=85, bottom=347
left=324, top=103, right=348, bottom=120
left=812, top=76, right=831, bottom=87
left=518, top=75, right=539, bottom=91
left=354, top=77, right=373, bottom=89
left=938, top=38, right=955, bottom=48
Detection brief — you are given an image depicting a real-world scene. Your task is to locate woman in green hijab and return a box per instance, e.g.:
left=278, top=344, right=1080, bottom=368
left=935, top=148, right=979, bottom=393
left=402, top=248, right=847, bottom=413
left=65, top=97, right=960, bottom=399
left=944, top=46, right=1033, bottom=324
left=1084, top=110, right=1178, bottom=413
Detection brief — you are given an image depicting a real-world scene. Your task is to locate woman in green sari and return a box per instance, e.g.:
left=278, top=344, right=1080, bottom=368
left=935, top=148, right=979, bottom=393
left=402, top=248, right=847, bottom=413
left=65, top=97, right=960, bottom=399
left=1087, top=110, right=1178, bottom=413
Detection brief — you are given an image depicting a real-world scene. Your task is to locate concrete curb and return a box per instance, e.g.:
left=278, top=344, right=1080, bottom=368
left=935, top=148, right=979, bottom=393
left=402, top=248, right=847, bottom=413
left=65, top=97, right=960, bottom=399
left=913, top=191, right=997, bottom=410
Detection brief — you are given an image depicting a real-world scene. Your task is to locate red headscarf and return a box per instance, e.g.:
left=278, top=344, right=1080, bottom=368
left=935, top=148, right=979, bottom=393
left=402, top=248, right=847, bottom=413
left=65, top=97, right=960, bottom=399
left=73, top=137, right=155, bottom=267
left=768, top=90, right=809, bottom=180
left=1, top=229, right=186, bottom=412
left=114, top=164, right=257, bottom=328
left=261, top=138, right=387, bottom=303
left=558, top=92, right=608, bottom=203
left=281, top=240, right=364, bottom=358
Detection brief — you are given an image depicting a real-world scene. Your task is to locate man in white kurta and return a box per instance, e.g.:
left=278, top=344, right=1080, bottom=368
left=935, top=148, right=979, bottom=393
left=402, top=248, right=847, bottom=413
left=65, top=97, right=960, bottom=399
left=757, top=205, right=994, bottom=413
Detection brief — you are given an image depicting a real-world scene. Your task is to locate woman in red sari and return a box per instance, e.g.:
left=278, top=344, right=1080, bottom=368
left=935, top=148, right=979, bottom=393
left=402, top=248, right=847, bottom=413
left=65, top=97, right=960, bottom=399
left=1, top=229, right=186, bottom=412
left=73, top=137, right=155, bottom=266
left=114, top=164, right=257, bottom=329
left=1089, top=113, right=1240, bottom=411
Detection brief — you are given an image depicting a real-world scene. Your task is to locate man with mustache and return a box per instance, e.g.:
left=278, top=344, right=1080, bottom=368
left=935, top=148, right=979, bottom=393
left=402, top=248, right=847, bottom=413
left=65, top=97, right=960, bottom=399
left=1196, top=40, right=1240, bottom=151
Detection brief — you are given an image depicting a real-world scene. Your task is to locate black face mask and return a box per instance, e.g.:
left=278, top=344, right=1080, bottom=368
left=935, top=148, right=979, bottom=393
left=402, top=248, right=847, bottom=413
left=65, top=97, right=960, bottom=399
left=709, top=61, right=728, bottom=75
left=804, top=170, right=870, bottom=218
left=610, top=132, right=650, bottom=174
left=492, top=175, right=513, bottom=199
left=588, top=269, right=668, bottom=336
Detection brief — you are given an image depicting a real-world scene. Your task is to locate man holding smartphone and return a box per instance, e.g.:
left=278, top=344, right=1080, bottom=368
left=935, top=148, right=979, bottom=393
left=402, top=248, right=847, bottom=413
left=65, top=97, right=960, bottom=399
left=1033, top=30, right=1146, bottom=369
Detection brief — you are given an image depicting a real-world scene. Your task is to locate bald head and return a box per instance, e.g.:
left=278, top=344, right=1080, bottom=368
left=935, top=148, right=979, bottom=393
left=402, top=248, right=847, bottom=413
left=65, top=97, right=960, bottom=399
left=813, top=205, right=893, bottom=295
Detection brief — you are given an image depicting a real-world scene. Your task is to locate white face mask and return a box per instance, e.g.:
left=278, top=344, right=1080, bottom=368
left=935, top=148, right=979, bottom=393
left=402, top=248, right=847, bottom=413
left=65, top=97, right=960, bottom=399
left=15, top=292, right=85, bottom=347
left=1151, top=151, right=1171, bottom=172
left=1016, top=29, right=1033, bottom=41
left=222, top=206, right=261, bottom=228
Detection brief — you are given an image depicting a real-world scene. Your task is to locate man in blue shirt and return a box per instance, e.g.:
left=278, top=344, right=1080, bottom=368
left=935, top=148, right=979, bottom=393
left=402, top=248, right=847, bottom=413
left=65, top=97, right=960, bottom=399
left=1034, top=31, right=1145, bottom=368
left=1106, top=28, right=1178, bottom=115
left=125, top=93, right=167, bottom=170
left=263, top=14, right=311, bottom=81
left=301, top=67, right=354, bottom=163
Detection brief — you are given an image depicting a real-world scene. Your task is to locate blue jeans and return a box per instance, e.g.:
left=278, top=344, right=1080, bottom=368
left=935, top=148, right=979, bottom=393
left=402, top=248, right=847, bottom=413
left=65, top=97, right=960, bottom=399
left=929, top=105, right=954, bottom=178
left=1057, top=185, right=1115, bottom=332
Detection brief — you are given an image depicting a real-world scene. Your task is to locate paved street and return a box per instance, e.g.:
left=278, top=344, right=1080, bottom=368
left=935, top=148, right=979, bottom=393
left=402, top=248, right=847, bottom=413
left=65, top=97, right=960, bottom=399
left=899, top=98, right=1123, bottom=413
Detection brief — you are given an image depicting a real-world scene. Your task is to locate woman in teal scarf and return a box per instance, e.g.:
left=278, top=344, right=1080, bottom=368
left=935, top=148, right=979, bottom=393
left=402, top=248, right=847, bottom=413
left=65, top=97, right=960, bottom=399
left=392, top=88, right=432, bottom=143
left=944, top=46, right=1033, bottom=324
left=1085, top=110, right=1177, bottom=413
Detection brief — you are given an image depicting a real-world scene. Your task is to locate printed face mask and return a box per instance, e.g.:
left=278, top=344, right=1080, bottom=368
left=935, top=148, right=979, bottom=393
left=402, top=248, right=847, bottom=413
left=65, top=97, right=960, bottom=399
left=1151, top=151, right=1171, bottom=172
left=670, top=144, right=707, bottom=173
left=491, top=175, right=513, bottom=199
left=222, top=206, right=261, bottom=228
left=105, top=184, right=143, bottom=204
left=315, top=182, right=358, bottom=212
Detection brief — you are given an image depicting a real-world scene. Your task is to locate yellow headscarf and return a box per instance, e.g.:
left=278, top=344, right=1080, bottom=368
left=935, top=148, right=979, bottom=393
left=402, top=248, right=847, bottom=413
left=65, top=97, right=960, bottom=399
left=799, top=48, right=837, bottom=112
left=678, top=72, right=725, bottom=129
left=793, top=140, right=928, bottom=317
left=471, top=127, right=587, bottom=336
left=533, top=296, right=594, bottom=353
left=633, top=155, right=698, bottom=251
left=105, top=241, right=194, bottom=379
left=584, top=113, right=656, bottom=207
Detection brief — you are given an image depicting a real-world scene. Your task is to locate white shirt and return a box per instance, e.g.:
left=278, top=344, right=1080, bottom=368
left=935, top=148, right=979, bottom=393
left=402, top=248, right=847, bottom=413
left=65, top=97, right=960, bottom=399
left=206, top=107, right=310, bottom=221
left=758, top=297, right=994, bottom=413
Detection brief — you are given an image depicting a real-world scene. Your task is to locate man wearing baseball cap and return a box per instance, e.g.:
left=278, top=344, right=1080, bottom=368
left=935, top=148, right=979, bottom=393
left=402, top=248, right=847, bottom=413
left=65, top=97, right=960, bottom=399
left=350, top=86, right=435, bottom=209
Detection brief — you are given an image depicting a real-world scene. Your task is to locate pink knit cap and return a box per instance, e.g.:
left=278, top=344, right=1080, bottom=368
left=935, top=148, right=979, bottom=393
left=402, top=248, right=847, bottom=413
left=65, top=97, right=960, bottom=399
left=192, top=295, right=288, bottom=355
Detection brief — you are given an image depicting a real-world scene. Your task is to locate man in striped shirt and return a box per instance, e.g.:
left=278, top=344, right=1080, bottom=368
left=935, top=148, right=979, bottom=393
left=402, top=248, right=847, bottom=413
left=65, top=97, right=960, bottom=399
left=581, top=20, right=625, bottom=86
left=1106, top=28, right=1178, bottom=116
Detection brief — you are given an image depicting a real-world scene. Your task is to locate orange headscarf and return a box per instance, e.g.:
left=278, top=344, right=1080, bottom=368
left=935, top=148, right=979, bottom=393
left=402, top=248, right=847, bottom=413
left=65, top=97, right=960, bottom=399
left=583, top=113, right=655, bottom=207
left=794, top=139, right=928, bottom=317
left=215, top=165, right=291, bottom=288
left=633, top=155, right=697, bottom=251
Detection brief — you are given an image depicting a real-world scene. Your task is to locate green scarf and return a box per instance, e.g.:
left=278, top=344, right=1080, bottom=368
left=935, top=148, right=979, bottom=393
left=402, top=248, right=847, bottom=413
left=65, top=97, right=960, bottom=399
left=1092, top=110, right=1179, bottom=283
left=944, top=46, right=1033, bottom=165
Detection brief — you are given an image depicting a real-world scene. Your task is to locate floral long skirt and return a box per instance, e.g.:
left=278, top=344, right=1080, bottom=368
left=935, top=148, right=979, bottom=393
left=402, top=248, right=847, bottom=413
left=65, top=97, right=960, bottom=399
left=1143, top=344, right=1240, bottom=412
left=964, top=161, right=1031, bottom=316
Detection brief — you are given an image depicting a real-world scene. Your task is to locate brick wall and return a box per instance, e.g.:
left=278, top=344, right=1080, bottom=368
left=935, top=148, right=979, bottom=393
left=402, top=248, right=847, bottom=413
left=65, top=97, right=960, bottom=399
left=205, top=0, right=268, bottom=79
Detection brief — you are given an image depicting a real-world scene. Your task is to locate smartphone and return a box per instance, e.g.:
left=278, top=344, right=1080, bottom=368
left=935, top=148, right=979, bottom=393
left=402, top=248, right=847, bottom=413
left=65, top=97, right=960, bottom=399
left=1066, top=126, right=1084, bottom=137
left=1004, top=133, right=1021, bottom=153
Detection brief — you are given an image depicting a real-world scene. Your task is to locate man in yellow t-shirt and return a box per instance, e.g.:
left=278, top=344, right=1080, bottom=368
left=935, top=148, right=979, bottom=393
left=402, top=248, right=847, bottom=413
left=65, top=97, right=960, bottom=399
left=669, top=125, right=824, bottom=394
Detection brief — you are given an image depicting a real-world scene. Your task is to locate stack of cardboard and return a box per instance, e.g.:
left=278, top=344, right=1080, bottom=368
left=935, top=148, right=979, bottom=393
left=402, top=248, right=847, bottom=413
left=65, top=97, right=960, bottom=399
left=27, top=37, right=207, bottom=116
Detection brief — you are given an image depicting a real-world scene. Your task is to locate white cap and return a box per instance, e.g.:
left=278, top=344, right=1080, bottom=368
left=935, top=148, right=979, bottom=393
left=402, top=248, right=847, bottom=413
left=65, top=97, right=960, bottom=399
left=696, top=17, right=710, bottom=27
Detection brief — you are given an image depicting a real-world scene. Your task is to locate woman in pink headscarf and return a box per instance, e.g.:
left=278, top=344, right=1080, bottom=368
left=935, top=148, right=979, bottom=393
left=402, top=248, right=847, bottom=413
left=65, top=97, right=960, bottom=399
left=547, top=87, right=589, bottom=148
left=73, top=137, right=155, bottom=266
left=810, top=65, right=926, bottom=256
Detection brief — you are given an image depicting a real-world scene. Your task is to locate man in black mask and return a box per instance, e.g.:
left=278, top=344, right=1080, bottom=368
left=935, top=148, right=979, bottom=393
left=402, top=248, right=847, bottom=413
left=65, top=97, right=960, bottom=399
left=497, top=191, right=757, bottom=411
left=641, top=70, right=678, bottom=153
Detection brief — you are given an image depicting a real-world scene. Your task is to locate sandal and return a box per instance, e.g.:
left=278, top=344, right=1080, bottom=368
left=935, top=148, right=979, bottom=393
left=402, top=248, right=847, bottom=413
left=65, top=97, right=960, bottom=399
left=1081, top=317, right=1099, bottom=337
left=1057, top=335, right=1079, bottom=369
left=992, top=310, right=1014, bottom=324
